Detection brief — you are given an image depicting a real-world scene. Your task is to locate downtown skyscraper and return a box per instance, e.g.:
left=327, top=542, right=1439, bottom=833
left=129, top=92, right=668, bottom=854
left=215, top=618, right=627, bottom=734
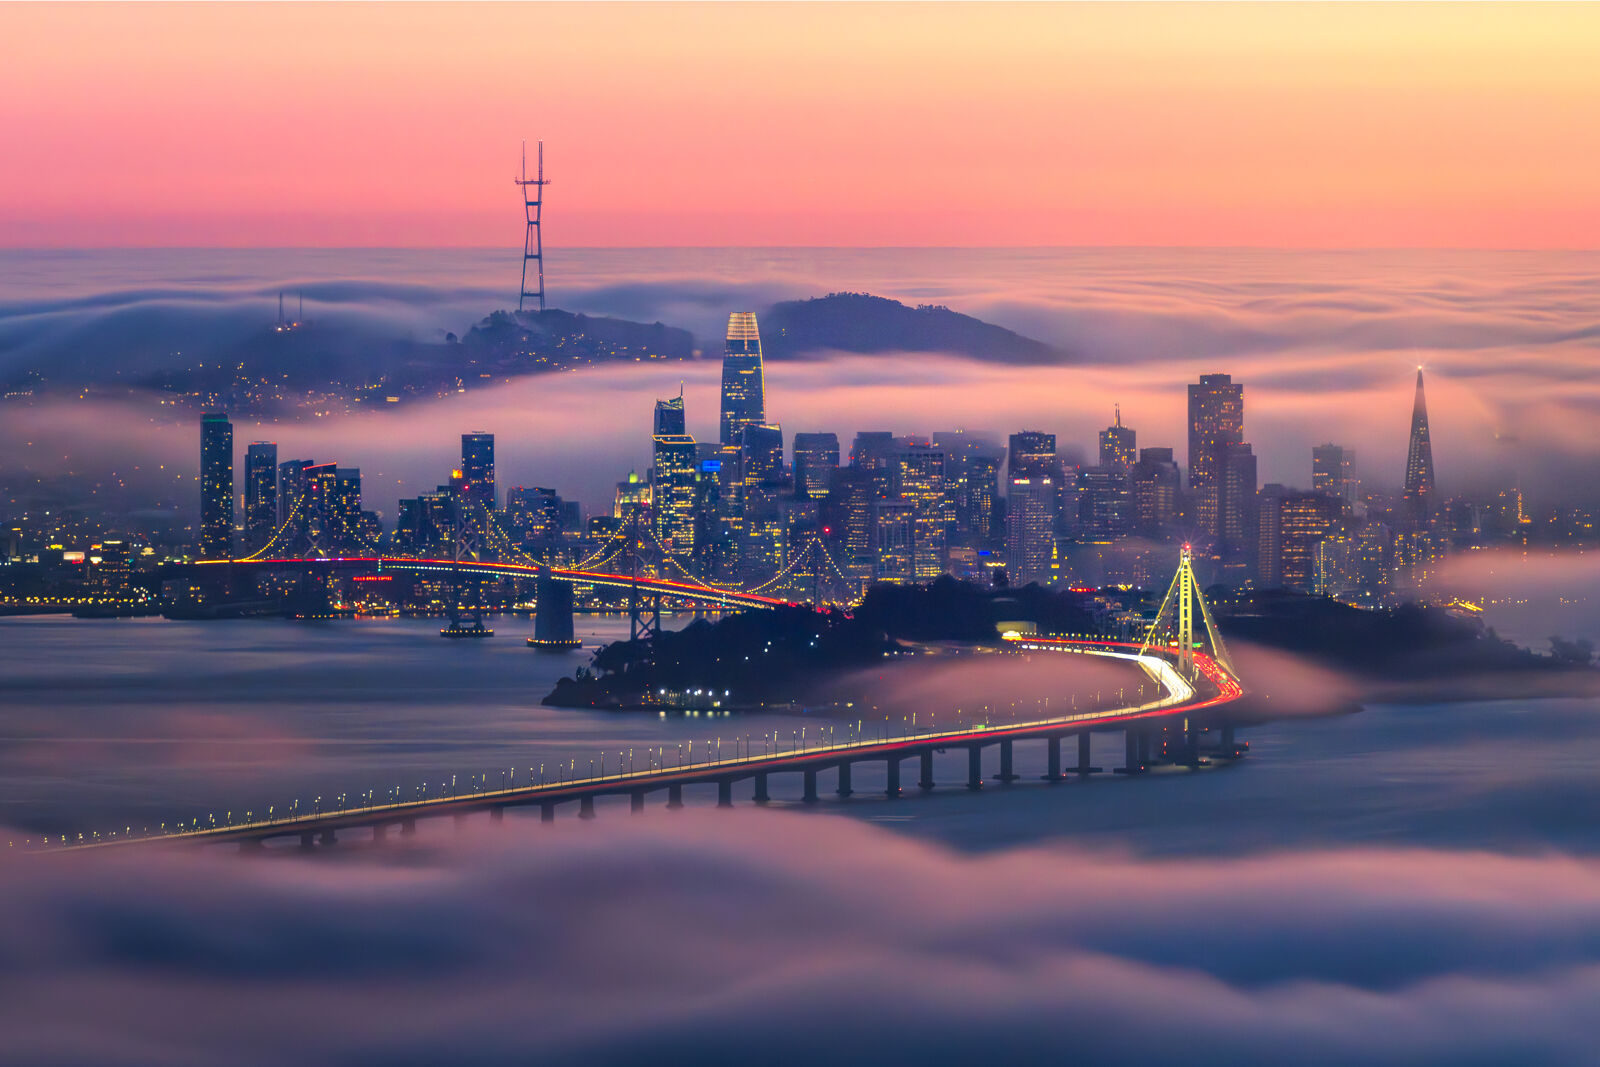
left=1403, top=369, right=1437, bottom=527
left=199, top=411, right=234, bottom=559
left=244, top=441, right=278, bottom=552
left=719, top=313, right=767, bottom=446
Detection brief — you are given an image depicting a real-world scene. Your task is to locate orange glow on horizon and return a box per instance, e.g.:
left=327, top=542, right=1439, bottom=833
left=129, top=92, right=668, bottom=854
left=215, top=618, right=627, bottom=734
left=4, top=2, right=1600, bottom=248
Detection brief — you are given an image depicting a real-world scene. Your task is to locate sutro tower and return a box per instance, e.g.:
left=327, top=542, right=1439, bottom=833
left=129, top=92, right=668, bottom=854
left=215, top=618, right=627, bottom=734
left=515, top=140, right=551, bottom=313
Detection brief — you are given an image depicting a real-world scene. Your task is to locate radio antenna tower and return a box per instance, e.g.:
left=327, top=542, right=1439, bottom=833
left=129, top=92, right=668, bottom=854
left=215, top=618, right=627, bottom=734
left=515, top=140, right=550, bottom=313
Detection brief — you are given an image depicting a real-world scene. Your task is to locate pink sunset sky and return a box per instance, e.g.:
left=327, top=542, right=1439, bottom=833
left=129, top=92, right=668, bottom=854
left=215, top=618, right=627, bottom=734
left=4, top=2, right=1600, bottom=248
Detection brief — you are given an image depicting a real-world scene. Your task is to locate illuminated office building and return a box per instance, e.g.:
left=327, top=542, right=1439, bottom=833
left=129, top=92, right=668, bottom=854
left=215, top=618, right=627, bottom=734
left=1403, top=369, right=1437, bottom=528
left=1006, top=470, right=1056, bottom=585
left=1187, top=373, right=1244, bottom=492
left=1312, top=443, right=1357, bottom=504
left=1098, top=406, right=1136, bottom=471
left=897, top=444, right=950, bottom=579
left=244, top=441, right=278, bottom=552
left=653, top=394, right=686, bottom=437
left=719, top=313, right=767, bottom=446
left=651, top=414, right=699, bottom=558
left=460, top=432, right=496, bottom=512
left=792, top=432, right=840, bottom=500
left=199, top=411, right=234, bottom=559
left=1132, top=447, right=1180, bottom=534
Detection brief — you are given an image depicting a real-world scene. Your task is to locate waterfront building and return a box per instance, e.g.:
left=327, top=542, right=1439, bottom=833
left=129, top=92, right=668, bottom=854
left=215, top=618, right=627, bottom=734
left=199, top=411, right=233, bottom=559
left=244, top=441, right=278, bottom=552
left=460, top=432, right=496, bottom=511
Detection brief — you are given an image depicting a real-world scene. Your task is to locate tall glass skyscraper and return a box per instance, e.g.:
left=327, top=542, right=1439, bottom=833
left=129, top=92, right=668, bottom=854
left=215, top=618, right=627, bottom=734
left=460, top=432, right=496, bottom=511
left=199, top=411, right=234, bottom=559
left=719, top=313, right=766, bottom=446
left=1403, top=369, right=1436, bottom=526
left=244, top=441, right=278, bottom=552
left=1187, top=373, right=1244, bottom=492
left=792, top=432, right=840, bottom=500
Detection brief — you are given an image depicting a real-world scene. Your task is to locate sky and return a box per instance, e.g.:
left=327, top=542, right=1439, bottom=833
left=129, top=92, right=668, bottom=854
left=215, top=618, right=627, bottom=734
left=5, top=2, right=1600, bottom=248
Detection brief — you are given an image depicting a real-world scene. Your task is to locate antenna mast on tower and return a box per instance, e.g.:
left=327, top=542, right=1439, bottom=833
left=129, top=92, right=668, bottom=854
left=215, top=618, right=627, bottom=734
left=515, top=140, right=550, bottom=313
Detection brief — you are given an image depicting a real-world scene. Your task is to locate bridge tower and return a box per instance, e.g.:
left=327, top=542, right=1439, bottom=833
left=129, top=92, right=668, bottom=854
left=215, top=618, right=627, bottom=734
left=625, top=508, right=662, bottom=643
left=442, top=473, right=493, bottom=638
left=1141, top=543, right=1232, bottom=680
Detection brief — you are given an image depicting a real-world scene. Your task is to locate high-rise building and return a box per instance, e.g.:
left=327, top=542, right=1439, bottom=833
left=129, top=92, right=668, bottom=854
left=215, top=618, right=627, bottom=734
left=873, top=499, right=916, bottom=583
left=1077, top=465, right=1132, bottom=541
left=460, top=432, right=496, bottom=511
left=1195, top=441, right=1258, bottom=563
left=1006, top=470, right=1056, bottom=585
left=199, top=411, right=233, bottom=559
left=1312, top=443, right=1357, bottom=504
left=1007, top=430, right=1057, bottom=478
left=965, top=452, right=1002, bottom=545
left=244, top=441, right=278, bottom=551
left=719, top=313, right=767, bottom=446
left=792, top=432, right=840, bottom=500
left=1187, top=374, right=1244, bottom=492
left=652, top=432, right=698, bottom=557
left=330, top=468, right=364, bottom=550
left=1278, top=492, right=1346, bottom=592
left=740, top=424, right=784, bottom=488
left=613, top=471, right=650, bottom=520
left=1098, top=406, right=1136, bottom=471
left=1403, top=369, right=1437, bottom=527
left=1132, top=447, right=1180, bottom=534
left=653, top=394, right=686, bottom=437
left=898, top=444, right=950, bottom=579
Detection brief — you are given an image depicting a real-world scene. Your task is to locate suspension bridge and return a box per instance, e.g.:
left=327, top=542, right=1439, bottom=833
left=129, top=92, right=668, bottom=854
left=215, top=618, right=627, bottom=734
left=41, top=548, right=1246, bottom=854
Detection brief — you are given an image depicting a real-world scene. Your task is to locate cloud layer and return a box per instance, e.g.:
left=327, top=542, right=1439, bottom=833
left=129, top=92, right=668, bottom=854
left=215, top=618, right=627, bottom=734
left=6, top=813, right=1600, bottom=1065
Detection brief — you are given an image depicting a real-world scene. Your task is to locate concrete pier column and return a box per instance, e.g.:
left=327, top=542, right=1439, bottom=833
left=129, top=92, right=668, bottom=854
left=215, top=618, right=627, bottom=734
left=967, top=745, right=983, bottom=791
left=490, top=805, right=504, bottom=823
left=803, top=769, right=819, bottom=804
left=1137, top=730, right=1151, bottom=766
left=630, top=791, right=645, bottom=814
left=1076, top=732, right=1102, bottom=776
left=299, top=832, right=314, bottom=851
left=997, top=738, right=1018, bottom=782
left=1043, top=736, right=1063, bottom=781
left=667, top=784, right=684, bottom=809
left=837, top=762, right=853, bottom=797
left=318, top=828, right=336, bottom=847
left=919, top=751, right=935, bottom=790
left=1118, top=728, right=1145, bottom=775
left=373, top=823, right=388, bottom=843
left=1221, top=722, right=1237, bottom=755
left=754, top=773, right=770, bottom=804
left=400, top=818, right=417, bottom=836
left=540, top=802, right=555, bottom=823
left=579, top=796, right=596, bottom=820
left=717, top=780, right=733, bottom=808
left=886, top=757, right=901, bottom=797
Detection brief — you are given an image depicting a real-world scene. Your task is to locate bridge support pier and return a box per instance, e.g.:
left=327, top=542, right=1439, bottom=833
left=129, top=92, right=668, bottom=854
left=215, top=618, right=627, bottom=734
left=754, top=773, right=770, bottom=804
left=490, top=805, right=504, bottom=823
left=837, top=762, right=853, bottom=798
left=540, top=802, right=555, bottom=823
left=239, top=838, right=263, bottom=853
left=667, top=784, right=684, bottom=809
left=997, top=738, right=1019, bottom=782
left=372, top=824, right=388, bottom=844
left=631, top=791, right=645, bottom=814
left=967, top=745, right=983, bottom=791
left=579, top=796, right=595, bottom=820
left=886, top=757, right=901, bottom=797
left=400, top=818, right=416, bottom=836
left=717, top=780, right=733, bottom=808
left=299, top=832, right=314, bottom=851
left=1117, top=728, right=1146, bottom=775
left=919, top=751, right=935, bottom=790
left=319, top=828, right=336, bottom=847
left=803, top=770, right=819, bottom=804
left=1076, top=732, right=1102, bottom=776
left=1042, top=736, right=1065, bottom=781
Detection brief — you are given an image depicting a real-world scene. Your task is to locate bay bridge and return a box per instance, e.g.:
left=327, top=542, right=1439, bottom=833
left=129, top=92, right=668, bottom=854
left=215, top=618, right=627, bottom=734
left=41, top=548, right=1247, bottom=854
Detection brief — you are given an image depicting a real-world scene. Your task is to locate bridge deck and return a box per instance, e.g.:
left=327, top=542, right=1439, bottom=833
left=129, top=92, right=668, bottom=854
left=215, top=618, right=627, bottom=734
left=45, top=641, right=1243, bottom=853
